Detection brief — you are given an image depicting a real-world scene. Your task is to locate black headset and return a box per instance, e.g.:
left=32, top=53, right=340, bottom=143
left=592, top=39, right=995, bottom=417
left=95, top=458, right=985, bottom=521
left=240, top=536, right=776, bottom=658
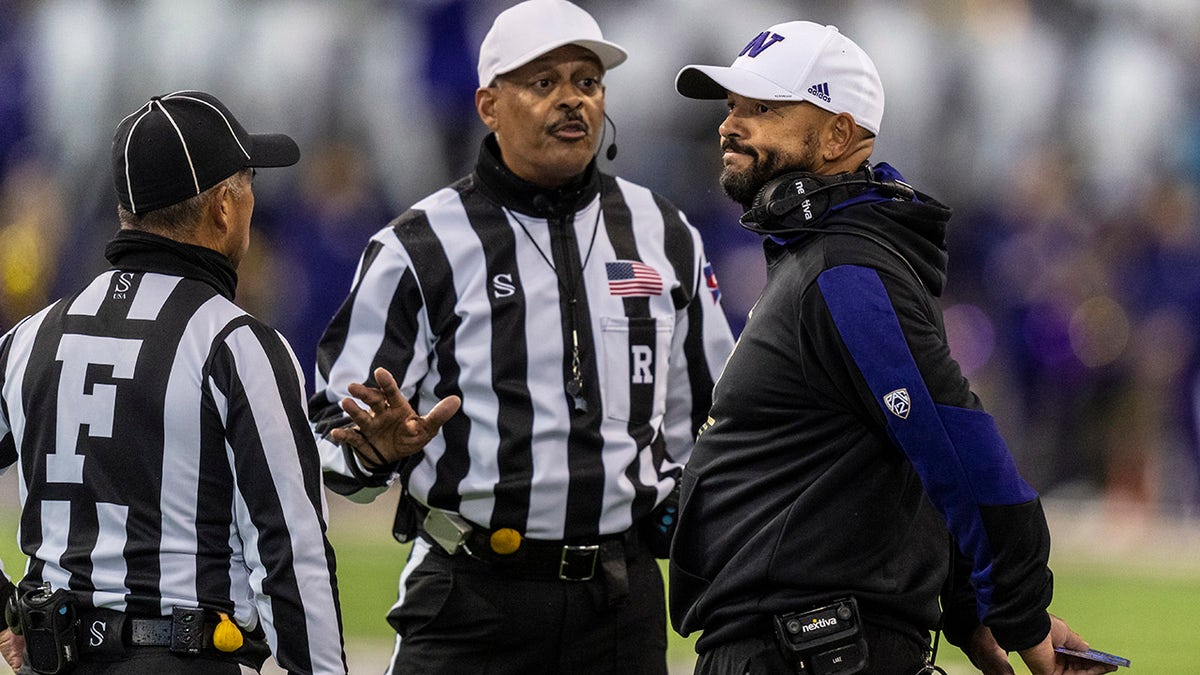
left=739, top=166, right=926, bottom=290
left=739, top=166, right=915, bottom=230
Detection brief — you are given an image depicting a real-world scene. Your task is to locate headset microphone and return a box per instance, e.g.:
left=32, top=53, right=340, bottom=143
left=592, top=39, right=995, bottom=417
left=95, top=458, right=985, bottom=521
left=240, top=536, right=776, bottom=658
left=603, top=112, right=618, bottom=160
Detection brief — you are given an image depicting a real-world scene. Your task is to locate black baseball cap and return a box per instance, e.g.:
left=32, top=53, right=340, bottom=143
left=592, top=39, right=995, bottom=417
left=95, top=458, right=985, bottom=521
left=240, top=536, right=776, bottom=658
left=112, top=90, right=300, bottom=214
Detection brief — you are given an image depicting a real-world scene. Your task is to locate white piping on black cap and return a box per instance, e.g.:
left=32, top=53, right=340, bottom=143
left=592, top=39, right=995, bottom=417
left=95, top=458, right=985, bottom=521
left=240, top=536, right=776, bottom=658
left=121, top=107, right=153, bottom=214
left=150, top=100, right=201, bottom=206
left=113, top=90, right=299, bottom=214
left=164, top=91, right=252, bottom=161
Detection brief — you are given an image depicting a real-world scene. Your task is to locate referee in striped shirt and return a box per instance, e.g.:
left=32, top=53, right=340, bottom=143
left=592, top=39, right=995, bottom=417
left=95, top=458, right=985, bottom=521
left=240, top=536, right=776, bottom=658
left=0, top=91, right=345, bottom=674
left=308, top=1, right=735, bottom=673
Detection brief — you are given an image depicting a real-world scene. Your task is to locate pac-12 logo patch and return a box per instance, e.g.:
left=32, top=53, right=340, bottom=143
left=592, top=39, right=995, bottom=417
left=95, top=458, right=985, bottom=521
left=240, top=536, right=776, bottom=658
left=883, top=388, right=910, bottom=419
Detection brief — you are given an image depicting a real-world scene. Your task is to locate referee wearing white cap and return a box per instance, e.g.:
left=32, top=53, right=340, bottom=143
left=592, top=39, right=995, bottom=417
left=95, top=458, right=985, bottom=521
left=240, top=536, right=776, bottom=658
left=668, top=21, right=1115, bottom=675
left=0, top=91, right=346, bottom=674
left=307, top=1, right=734, bottom=673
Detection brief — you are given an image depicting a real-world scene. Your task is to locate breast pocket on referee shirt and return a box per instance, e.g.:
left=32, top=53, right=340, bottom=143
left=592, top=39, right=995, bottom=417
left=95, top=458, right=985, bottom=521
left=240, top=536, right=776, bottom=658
left=599, top=316, right=674, bottom=425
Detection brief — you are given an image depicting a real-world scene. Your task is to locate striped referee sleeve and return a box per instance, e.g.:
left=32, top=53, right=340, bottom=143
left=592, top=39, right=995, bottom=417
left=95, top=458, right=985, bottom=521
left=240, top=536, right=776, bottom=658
left=659, top=207, right=733, bottom=468
left=0, top=313, right=39, bottom=480
left=210, top=319, right=346, bottom=674
left=310, top=221, right=437, bottom=501
left=0, top=325, right=15, bottom=477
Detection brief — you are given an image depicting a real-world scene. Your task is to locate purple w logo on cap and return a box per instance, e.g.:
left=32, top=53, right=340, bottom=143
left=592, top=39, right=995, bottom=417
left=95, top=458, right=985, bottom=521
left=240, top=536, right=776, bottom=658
left=738, top=31, right=785, bottom=58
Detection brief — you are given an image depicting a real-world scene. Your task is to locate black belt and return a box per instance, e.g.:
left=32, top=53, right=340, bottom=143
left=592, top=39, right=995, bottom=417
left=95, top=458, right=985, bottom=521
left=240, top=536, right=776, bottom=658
left=463, top=528, right=637, bottom=581
left=76, top=607, right=211, bottom=651
left=417, top=506, right=640, bottom=581
left=128, top=616, right=179, bottom=646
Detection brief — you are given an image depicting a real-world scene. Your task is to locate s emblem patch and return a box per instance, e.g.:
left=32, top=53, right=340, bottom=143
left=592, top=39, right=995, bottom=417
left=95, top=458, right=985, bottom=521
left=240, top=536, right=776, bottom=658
left=90, top=620, right=107, bottom=647
left=883, top=388, right=910, bottom=419
left=493, top=273, right=516, bottom=298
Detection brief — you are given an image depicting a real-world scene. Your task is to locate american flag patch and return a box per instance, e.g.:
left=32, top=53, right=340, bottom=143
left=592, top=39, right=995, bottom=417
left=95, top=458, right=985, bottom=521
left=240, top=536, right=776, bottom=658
left=606, top=260, right=663, bottom=296
left=703, top=261, right=721, bottom=304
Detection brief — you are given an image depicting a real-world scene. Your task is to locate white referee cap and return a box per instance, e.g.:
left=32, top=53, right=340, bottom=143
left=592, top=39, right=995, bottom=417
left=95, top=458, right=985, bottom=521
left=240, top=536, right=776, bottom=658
left=477, top=0, right=627, bottom=87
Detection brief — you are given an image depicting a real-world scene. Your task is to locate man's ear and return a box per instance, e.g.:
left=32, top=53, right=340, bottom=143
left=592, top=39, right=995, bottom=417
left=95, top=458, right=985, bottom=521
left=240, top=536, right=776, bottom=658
left=209, top=182, right=234, bottom=234
left=821, top=113, right=858, bottom=162
left=476, top=87, right=500, bottom=132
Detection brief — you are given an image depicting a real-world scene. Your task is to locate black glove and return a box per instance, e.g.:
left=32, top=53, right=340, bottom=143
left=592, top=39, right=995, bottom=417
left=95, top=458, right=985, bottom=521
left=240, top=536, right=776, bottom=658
left=640, top=483, right=680, bottom=558
left=0, top=577, right=16, bottom=633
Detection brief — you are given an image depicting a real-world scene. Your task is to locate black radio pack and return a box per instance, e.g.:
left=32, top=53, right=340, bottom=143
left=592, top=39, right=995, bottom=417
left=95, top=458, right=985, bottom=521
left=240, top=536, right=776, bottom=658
left=773, top=597, right=868, bottom=675
left=15, top=583, right=80, bottom=675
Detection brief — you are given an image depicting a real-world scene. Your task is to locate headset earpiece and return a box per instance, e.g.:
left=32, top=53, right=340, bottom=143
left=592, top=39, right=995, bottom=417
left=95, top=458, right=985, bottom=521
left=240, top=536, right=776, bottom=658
left=741, top=171, right=842, bottom=227
left=742, top=173, right=801, bottom=225
left=739, top=168, right=915, bottom=230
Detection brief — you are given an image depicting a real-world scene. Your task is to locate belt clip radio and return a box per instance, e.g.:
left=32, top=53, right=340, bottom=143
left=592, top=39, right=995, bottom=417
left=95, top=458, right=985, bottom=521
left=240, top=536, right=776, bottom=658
left=16, top=582, right=80, bottom=675
left=170, top=607, right=207, bottom=654
left=422, top=508, right=473, bottom=555
left=773, top=597, right=868, bottom=675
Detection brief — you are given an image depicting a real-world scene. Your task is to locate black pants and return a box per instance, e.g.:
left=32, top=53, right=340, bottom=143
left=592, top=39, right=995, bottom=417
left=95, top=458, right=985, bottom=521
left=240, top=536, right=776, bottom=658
left=17, top=648, right=241, bottom=674
left=386, top=538, right=667, bottom=675
left=694, top=623, right=929, bottom=675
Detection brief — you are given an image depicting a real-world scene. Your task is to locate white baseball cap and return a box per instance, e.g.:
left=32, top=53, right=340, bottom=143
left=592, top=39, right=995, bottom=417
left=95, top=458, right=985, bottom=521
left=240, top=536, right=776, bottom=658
left=477, top=0, right=628, bottom=88
left=675, top=21, right=884, bottom=135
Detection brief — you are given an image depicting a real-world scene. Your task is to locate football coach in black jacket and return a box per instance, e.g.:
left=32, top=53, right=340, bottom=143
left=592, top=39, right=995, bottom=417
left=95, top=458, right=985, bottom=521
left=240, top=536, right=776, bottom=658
left=669, top=21, right=1116, bottom=675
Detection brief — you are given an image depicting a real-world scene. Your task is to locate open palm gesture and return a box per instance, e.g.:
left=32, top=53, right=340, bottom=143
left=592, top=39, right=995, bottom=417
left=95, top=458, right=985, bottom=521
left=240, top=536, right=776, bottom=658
left=330, top=367, right=461, bottom=468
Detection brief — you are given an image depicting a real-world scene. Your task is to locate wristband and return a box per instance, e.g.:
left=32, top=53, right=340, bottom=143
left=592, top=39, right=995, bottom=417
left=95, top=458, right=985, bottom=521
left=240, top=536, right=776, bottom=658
left=335, top=429, right=398, bottom=487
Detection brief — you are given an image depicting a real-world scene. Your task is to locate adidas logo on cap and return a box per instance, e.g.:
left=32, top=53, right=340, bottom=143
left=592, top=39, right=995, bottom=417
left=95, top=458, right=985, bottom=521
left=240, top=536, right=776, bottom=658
left=675, top=22, right=885, bottom=135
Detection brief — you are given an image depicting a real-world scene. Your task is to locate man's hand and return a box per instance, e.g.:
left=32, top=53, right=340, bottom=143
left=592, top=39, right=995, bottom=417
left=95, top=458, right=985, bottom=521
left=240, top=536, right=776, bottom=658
left=329, top=367, right=461, bottom=467
left=1017, top=614, right=1119, bottom=675
left=0, top=628, right=24, bottom=672
left=964, top=625, right=1015, bottom=675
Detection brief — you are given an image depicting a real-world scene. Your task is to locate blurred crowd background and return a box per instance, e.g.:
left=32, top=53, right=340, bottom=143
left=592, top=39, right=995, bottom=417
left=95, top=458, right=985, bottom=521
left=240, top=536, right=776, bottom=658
left=2, top=0, right=1200, bottom=520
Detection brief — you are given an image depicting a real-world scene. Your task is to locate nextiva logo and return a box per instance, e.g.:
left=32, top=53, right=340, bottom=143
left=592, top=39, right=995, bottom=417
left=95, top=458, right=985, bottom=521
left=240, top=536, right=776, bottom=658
left=793, top=179, right=815, bottom=221
left=808, top=82, right=831, bottom=103
left=738, top=31, right=785, bottom=58
left=802, top=617, right=838, bottom=633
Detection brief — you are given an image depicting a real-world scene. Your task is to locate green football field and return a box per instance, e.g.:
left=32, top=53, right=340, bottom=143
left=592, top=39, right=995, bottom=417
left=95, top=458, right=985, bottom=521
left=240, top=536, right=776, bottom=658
left=2, top=496, right=1196, bottom=673
left=323, top=530, right=1192, bottom=674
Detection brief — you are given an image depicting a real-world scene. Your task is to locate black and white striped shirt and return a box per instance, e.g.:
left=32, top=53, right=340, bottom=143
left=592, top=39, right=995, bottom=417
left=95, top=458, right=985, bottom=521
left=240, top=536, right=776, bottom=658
left=311, top=138, right=735, bottom=540
left=0, top=231, right=345, bottom=674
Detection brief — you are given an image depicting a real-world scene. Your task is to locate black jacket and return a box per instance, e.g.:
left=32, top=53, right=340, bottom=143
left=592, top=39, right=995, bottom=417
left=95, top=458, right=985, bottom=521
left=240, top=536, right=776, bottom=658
left=669, top=164, right=1053, bottom=654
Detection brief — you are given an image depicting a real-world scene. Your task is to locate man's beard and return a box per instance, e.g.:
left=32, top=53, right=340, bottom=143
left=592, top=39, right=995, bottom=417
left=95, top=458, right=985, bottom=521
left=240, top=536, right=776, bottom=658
left=719, top=133, right=819, bottom=208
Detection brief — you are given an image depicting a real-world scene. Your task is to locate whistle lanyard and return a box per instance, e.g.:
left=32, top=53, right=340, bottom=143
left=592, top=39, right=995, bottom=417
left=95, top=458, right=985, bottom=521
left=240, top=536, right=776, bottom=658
left=505, top=201, right=603, bottom=413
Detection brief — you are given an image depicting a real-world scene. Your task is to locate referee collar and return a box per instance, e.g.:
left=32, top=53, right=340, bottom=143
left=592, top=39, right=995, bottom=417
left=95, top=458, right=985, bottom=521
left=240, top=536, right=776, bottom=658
left=474, top=134, right=602, bottom=219
left=105, top=229, right=239, bottom=301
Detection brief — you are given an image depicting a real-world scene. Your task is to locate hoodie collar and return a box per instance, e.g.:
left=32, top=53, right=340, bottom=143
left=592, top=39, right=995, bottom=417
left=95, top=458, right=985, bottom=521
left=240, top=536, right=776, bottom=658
left=764, top=162, right=912, bottom=247
left=763, top=162, right=952, bottom=297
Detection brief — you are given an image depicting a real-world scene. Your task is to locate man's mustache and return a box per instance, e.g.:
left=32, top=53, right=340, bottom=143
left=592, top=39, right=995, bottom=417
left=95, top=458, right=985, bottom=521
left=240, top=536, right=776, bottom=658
left=549, top=110, right=588, bottom=134
left=721, top=138, right=756, bottom=158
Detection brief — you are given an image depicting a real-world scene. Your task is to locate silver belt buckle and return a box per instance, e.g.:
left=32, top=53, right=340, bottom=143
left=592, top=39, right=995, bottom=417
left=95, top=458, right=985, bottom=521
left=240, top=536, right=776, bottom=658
left=559, top=544, right=600, bottom=581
